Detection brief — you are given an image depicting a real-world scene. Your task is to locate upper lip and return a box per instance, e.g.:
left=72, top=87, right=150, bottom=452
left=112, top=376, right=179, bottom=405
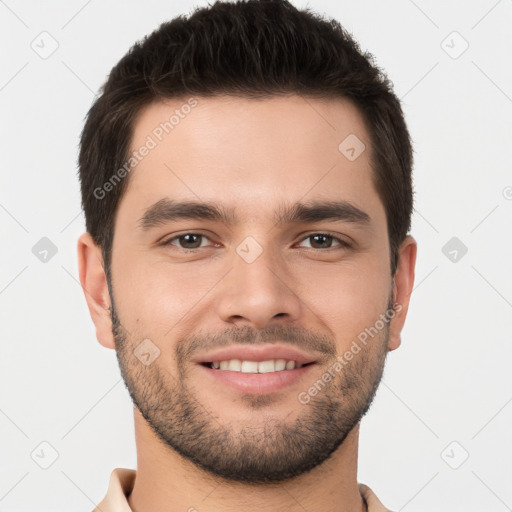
left=193, top=345, right=320, bottom=365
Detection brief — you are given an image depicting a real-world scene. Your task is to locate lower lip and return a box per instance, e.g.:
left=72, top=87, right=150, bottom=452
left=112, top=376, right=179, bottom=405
left=197, top=363, right=316, bottom=395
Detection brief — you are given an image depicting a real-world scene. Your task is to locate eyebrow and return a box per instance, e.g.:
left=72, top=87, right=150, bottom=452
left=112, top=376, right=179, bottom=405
left=137, top=198, right=372, bottom=231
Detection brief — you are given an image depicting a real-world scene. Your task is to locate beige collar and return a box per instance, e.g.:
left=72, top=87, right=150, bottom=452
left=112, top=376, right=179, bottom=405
left=93, top=468, right=394, bottom=512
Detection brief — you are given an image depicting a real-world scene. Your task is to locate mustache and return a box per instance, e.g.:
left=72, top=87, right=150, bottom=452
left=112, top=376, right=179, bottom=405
left=177, top=323, right=337, bottom=363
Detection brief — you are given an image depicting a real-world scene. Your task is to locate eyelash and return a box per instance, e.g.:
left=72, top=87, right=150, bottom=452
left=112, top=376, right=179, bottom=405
left=161, top=232, right=352, bottom=252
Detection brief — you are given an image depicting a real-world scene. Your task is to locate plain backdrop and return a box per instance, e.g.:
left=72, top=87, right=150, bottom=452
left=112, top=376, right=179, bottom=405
left=1, top=1, right=511, bottom=510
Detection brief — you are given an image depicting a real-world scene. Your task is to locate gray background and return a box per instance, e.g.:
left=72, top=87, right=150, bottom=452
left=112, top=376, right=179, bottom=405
left=1, top=0, right=511, bottom=510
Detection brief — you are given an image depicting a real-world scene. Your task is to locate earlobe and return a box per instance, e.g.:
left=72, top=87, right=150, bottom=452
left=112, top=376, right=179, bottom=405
left=77, top=232, right=116, bottom=350
left=387, top=235, right=417, bottom=352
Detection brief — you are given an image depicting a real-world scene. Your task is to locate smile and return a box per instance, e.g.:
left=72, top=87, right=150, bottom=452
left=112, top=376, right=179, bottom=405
left=204, top=359, right=313, bottom=372
left=198, top=360, right=317, bottom=394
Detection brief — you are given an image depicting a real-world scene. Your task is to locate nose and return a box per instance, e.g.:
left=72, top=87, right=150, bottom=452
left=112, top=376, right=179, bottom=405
left=214, top=239, right=303, bottom=330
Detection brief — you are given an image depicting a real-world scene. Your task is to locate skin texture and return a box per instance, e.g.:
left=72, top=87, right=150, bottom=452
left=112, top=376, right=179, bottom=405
left=78, top=94, right=417, bottom=512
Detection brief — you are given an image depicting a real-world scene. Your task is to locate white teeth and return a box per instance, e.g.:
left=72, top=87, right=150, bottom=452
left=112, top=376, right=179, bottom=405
left=241, top=360, right=259, bottom=373
left=210, top=359, right=307, bottom=373
left=257, top=360, right=275, bottom=373
left=286, top=360, right=296, bottom=370
left=274, top=359, right=287, bottom=371
left=228, top=359, right=242, bottom=371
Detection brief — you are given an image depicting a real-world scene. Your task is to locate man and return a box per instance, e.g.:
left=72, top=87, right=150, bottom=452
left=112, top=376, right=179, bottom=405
left=77, top=0, right=417, bottom=510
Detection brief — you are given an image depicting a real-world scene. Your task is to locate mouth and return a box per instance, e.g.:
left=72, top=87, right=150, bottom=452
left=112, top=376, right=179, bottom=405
left=196, top=359, right=318, bottom=395
left=200, top=359, right=316, bottom=372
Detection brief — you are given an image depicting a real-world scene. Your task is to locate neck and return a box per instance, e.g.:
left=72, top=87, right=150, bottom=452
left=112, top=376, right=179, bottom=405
left=127, top=407, right=367, bottom=512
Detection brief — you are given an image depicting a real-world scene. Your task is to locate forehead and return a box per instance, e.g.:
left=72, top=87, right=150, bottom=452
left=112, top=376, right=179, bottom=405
left=118, top=94, right=385, bottom=231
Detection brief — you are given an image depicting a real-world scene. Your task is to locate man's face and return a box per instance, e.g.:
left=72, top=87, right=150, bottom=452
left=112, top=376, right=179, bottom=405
left=105, top=95, right=401, bottom=483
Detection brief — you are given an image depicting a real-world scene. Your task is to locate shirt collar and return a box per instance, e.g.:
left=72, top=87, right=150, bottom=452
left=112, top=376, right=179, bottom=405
left=93, top=468, right=393, bottom=512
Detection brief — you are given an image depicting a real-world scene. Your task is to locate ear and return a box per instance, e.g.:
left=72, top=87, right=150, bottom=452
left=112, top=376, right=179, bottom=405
left=387, top=235, right=417, bottom=352
left=77, top=232, right=115, bottom=350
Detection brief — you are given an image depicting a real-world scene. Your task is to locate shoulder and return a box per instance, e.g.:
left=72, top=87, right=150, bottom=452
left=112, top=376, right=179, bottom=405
left=358, top=483, right=395, bottom=512
left=92, top=468, right=136, bottom=512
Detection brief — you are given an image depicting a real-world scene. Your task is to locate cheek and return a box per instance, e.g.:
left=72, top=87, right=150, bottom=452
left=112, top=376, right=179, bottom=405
left=294, top=257, right=390, bottom=339
left=113, top=256, right=222, bottom=332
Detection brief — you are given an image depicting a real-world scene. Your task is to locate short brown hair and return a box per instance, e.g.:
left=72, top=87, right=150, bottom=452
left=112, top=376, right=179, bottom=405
left=78, top=0, right=414, bottom=279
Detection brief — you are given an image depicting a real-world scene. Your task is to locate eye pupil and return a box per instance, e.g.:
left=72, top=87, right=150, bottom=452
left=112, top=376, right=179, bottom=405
left=180, top=234, right=202, bottom=248
left=311, top=234, right=331, bottom=249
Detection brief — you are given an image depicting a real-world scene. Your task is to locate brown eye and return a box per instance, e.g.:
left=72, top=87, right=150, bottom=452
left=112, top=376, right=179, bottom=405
left=163, top=233, right=210, bottom=250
